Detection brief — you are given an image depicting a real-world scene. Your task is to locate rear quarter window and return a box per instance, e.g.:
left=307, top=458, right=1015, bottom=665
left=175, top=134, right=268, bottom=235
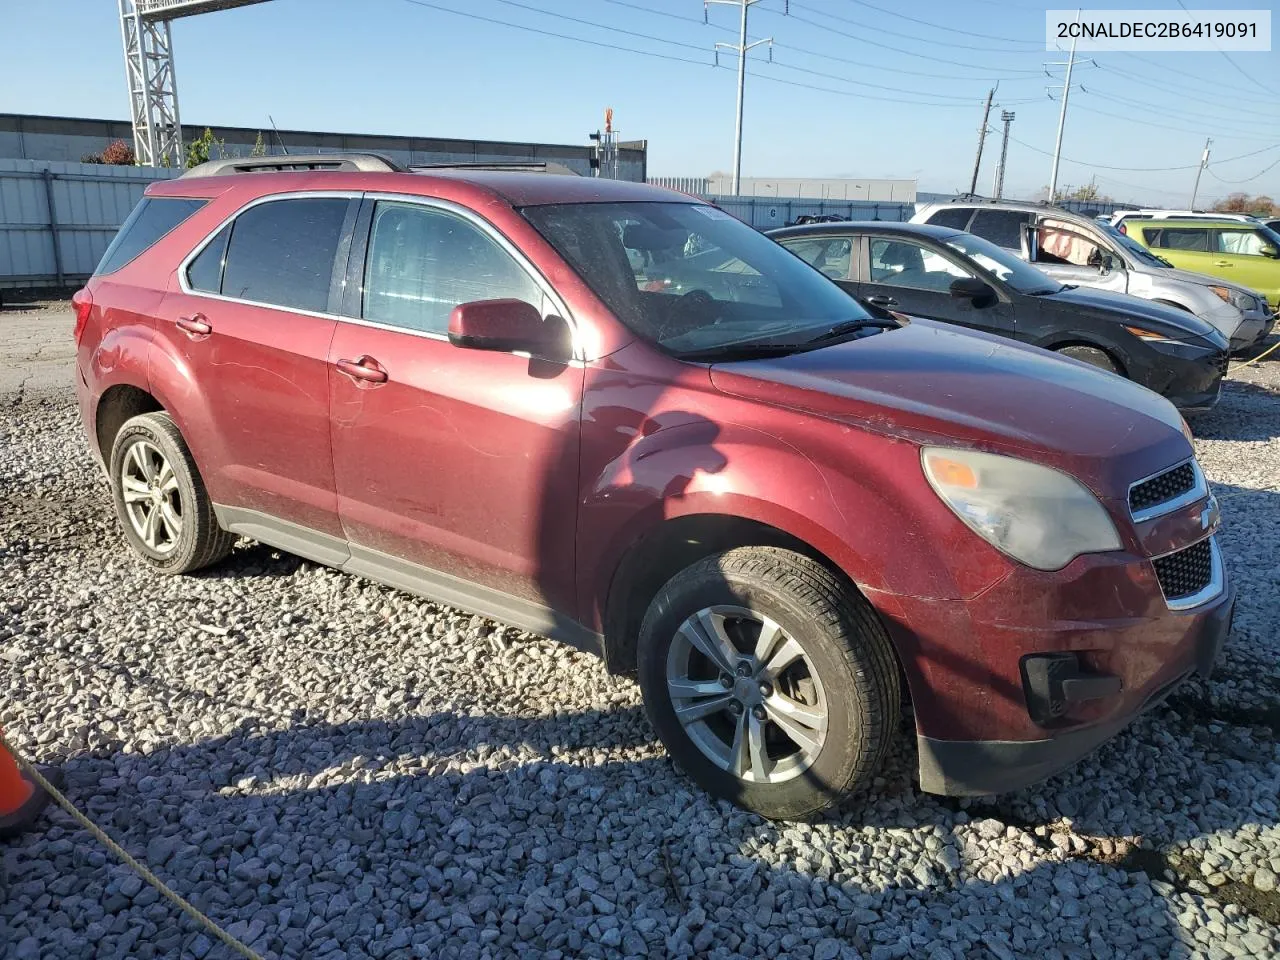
left=925, top=207, right=975, bottom=230
left=967, top=210, right=1032, bottom=250
left=95, top=197, right=206, bottom=276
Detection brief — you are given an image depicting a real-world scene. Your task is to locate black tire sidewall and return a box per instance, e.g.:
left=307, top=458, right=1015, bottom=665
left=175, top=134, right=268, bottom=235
left=1057, top=345, right=1119, bottom=374
left=109, top=415, right=204, bottom=574
left=638, top=561, right=873, bottom=820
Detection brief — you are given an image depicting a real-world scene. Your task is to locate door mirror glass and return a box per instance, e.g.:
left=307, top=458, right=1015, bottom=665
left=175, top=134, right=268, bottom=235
left=949, top=276, right=996, bottom=306
left=448, top=299, right=571, bottom=361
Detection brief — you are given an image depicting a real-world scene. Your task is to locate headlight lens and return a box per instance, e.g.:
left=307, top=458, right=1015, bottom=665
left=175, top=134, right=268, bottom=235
left=922, top=447, right=1122, bottom=571
left=1209, top=284, right=1256, bottom=311
left=1124, top=324, right=1178, bottom=343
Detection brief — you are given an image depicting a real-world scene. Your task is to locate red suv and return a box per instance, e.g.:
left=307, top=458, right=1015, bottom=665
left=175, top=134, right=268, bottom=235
left=74, top=155, right=1233, bottom=819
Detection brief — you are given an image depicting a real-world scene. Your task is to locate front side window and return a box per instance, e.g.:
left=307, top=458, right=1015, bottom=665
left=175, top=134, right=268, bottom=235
left=1033, top=224, right=1105, bottom=267
left=779, top=236, right=853, bottom=279
left=943, top=233, right=1061, bottom=295
left=869, top=239, right=972, bottom=292
left=1144, top=227, right=1210, bottom=253
left=1217, top=228, right=1273, bottom=256
left=362, top=201, right=542, bottom=335
left=967, top=210, right=1032, bottom=250
left=220, top=197, right=350, bottom=312
left=522, top=202, right=871, bottom=358
left=96, top=197, right=206, bottom=276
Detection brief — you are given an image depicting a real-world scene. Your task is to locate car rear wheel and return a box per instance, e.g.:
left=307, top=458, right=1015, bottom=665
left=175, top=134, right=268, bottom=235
left=109, top=412, right=235, bottom=574
left=1055, top=344, right=1121, bottom=375
left=637, top=547, right=900, bottom=820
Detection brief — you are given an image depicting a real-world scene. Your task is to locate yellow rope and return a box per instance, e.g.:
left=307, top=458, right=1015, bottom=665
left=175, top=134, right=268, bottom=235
left=0, top=730, right=263, bottom=960
left=1237, top=337, right=1280, bottom=368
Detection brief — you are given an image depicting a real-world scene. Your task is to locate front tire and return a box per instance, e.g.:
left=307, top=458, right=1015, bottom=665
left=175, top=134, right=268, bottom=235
left=1055, top=344, right=1121, bottom=375
left=637, top=547, right=900, bottom=820
left=109, top=412, right=235, bottom=574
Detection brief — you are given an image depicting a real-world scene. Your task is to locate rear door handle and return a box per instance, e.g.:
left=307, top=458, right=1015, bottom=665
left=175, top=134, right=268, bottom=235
left=866, top=295, right=898, bottom=306
left=335, top=356, right=388, bottom=384
left=1213, top=260, right=1232, bottom=267
left=176, top=314, right=212, bottom=337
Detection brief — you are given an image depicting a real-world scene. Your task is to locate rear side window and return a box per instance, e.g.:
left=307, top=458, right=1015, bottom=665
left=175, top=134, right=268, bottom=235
left=925, top=207, right=975, bottom=230
left=1216, top=228, right=1271, bottom=256
left=221, top=198, right=350, bottom=312
left=1144, top=227, right=1210, bottom=252
left=779, top=237, right=853, bottom=279
left=95, top=197, right=206, bottom=276
left=967, top=210, right=1032, bottom=250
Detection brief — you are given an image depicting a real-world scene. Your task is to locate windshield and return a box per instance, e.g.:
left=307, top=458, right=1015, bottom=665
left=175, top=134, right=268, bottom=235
left=942, top=232, right=1062, bottom=295
left=520, top=202, right=876, bottom=357
left=1100, top=223, right=1171, bottom=267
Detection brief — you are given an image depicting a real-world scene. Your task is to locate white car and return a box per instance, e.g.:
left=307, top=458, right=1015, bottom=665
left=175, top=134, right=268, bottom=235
left=1111, top=209, right=1261, bottom=232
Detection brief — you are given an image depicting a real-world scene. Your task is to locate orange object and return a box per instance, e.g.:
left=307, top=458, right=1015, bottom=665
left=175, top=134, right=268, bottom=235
left=0, top=741, right=35, bottom=815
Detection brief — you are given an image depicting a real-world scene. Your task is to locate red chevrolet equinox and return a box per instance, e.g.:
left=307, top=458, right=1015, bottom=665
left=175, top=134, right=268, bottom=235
left=74, top=155, right=1234, bottom=819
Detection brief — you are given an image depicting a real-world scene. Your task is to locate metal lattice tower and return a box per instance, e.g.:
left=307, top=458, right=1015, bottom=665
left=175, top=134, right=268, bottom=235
left=119, top=0, right=272, bottom=167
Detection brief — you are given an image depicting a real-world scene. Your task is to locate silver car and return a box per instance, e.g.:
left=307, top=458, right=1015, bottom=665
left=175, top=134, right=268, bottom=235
left=911, top=201, right=1274, bottom=351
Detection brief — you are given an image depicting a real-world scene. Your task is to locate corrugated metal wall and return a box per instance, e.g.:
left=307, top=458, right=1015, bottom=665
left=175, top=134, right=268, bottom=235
left=705, top=195, right=914, bottom=228
left=0, top=159, right=180, bottom=288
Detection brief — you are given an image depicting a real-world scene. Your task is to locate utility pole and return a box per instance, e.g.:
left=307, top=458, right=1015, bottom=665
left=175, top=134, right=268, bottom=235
left=1190, top=138, right=1212, bottom=209
left=1046, top=10, right=1095, bottom=201
left=967, top=87, right=996, bottom=196
left=706, top=0, right=772, bottom=195
left=992, top=111, right=1015, bottom=200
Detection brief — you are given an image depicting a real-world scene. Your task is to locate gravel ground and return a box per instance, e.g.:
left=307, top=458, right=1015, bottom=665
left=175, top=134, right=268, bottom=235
left=2, top=301, right=1278, bottom=960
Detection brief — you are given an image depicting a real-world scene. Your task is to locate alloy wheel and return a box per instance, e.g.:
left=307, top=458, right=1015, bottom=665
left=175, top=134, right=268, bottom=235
left=120, top=439, right=182, bottom=554
left=666, top=605, right=828, bottom=784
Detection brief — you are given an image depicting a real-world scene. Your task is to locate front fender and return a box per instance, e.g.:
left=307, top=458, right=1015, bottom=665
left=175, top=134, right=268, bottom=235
left=579, top=417, right=1009, bottom=632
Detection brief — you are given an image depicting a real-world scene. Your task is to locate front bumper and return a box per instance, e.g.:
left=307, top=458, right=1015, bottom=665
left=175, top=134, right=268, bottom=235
left=915, top=585, right=1234, bottom=795
left=1230, top=312, right=1274, bottom=352
left=1140, top=341, right=1226, bottom=411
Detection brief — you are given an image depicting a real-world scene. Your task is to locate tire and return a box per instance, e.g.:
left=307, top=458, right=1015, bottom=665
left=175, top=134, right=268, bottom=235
left=637, top=547, right=900, bottom=820
left=1055, top=344, right=1121, bottom=375
left=109, top=412, right=235, bottom=574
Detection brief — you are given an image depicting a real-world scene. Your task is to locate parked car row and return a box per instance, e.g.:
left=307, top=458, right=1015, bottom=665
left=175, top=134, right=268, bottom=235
left=910, top=200, right=1275, bottom=351
left=76, top=159, right=1234, bottom=819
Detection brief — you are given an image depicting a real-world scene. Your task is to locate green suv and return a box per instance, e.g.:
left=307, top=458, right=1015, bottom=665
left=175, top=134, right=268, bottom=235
left=1128, top=219, right=1280, bottom=312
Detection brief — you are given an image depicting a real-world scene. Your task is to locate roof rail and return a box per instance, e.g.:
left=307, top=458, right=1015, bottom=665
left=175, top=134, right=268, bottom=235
left=182, top=152, right=405, bottom=178
left=408, top=161, right=580, bottom=177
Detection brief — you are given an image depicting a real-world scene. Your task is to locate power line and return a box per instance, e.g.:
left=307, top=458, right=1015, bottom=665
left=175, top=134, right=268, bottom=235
left=395, top=0, right=711, bottom=65
left=487, top=0, right=709, bottom=53
left=1207, top=154, right=1280, bottom=185
left=1006, top=134, right=1280, bottom=174
left=784, top=0, right=1041, bottom=52
left=1116, top=52, right=1280, bottom=107
left=1096, top=62, right=1280, bottom=118
left=1069, top=97, right=1279, bottom=142
left=748, top=68, right=1039, bottom=108
left=1076, top=89, right=1279, bottom=142
left=1173, top=0, right=1280, bottom=98
left=841, top=0, right=1042, bottom=46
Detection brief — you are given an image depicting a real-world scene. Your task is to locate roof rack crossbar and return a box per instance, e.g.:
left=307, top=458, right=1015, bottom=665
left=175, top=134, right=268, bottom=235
left=407, top=161, right=580, bottom=176
left=182, top=152, right=405, bottom=178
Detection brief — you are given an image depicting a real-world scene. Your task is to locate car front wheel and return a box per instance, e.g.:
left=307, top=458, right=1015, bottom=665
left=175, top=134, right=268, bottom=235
left=637, top=547, right=900, bottom=820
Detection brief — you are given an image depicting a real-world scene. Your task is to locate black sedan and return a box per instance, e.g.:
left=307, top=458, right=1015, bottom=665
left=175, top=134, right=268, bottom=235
left=768, top=222, right=1230, bottom=411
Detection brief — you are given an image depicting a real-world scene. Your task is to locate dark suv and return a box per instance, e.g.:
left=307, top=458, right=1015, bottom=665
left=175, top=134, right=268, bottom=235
left=75, top=155, right=1233, bottom=819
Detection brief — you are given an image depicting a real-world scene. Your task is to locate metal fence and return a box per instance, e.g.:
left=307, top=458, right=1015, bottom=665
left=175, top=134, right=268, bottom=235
left=705, top=195, right=914, bottom=229
left=0, top=159, right=179, bottom=289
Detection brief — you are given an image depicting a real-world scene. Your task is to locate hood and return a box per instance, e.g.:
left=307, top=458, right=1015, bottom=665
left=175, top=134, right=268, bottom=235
left=708, top=320, right=1191, bottom=498
left=1152, top=263, right=1258, bottom=297
left=1044, top=285, right=1221, bottom=341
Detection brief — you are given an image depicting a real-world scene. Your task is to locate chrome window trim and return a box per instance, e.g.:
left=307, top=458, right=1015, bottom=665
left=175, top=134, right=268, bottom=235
left=175, top=189, right=584, bottom=361
left=1151, top=534, right=1225, bottom=612
left=1128, top=457, right=1208, bottom=524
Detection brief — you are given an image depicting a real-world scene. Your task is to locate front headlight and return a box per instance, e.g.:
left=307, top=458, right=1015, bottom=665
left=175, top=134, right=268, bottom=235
left=922, top=447, right=1122, bottom=571
left=1209, top=285, right=1256, bottom=311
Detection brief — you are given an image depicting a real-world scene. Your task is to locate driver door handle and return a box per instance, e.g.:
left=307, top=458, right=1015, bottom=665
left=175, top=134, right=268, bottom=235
left=1213, top=260, right=1232, bottom=267
left=866, top=295, right=898, bottom=307
left=335, top=356, right=388, bottom=384
left=176, top=314, right=212, bottom=337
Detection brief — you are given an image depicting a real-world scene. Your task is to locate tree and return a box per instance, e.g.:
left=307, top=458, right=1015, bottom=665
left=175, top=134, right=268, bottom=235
left=251, top=132, right=267, bottom=157
left=185, top=127, right=224, bottom=168
left=1213, top=193, right=1278, bottom=216
left=100, top=140, right=136, bottom=166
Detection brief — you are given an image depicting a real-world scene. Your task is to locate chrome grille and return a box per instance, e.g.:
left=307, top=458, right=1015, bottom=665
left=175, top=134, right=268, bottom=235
left=1129, top=462, right=1197, bottom=515
left=1153, top=538, right=1214, bottom=602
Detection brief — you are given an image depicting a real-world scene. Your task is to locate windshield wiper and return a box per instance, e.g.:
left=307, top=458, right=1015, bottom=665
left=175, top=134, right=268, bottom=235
left=679, top=343, right=813, bottom=362
left=803, top=317, right=901, bottom=344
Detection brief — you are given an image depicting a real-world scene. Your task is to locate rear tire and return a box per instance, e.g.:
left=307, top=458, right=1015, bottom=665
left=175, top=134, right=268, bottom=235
left=1055, top=344, right=1121, bottom=375
left=637, top=547, right=900, bottom=820
left=109, top=412, right=235, bottom=574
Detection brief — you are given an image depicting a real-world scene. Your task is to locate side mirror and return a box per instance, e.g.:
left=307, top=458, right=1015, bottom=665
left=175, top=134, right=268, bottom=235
left=1261, top=245, right=1279, bottom=259
left=950, top=276, right=996, bottom=307
left=448, top=299, right=571, bottom=361
left=1099, top=252, right=1122, bottom=275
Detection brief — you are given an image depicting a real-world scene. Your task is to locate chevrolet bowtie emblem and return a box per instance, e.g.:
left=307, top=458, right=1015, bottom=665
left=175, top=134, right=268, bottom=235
left=1200, top=495, right=1221, bottom=532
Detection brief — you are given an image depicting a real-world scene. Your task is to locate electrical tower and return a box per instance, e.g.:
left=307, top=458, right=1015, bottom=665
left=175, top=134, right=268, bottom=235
left=992, top=112, right=1015, bottom=200
left=119, top=0, right=273, bottom=166
left=589, top=108, right=621, bottom=180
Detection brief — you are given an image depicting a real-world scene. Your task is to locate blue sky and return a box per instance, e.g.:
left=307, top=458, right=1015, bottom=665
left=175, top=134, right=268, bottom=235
left=5, top=0, right=1278, bottom=204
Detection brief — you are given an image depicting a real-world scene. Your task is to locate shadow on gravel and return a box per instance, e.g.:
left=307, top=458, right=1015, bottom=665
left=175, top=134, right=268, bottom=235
left=1191, top=379, right=1280, bottom=442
